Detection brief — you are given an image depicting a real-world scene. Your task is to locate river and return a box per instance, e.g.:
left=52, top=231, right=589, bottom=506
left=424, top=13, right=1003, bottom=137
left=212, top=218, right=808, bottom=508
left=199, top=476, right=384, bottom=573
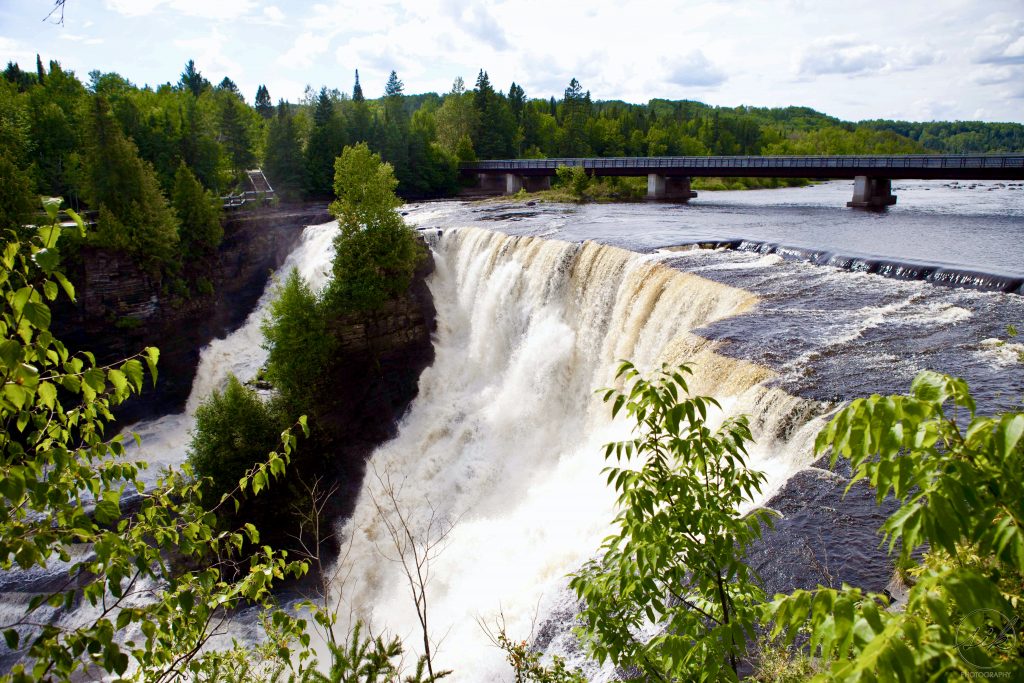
left=2, top=179, right=1022, bottom=680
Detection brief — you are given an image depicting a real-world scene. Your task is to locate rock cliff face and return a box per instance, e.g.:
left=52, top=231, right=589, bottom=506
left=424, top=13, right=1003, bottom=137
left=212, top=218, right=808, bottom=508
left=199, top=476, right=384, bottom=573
left=310, top=245, right=437, bottom=522
left=54, top=203, right=333, bottom=423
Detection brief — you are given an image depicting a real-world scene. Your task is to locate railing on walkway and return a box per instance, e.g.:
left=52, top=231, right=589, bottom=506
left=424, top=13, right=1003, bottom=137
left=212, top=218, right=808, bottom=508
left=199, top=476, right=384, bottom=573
left=464, top=154, right=1024, bottom=173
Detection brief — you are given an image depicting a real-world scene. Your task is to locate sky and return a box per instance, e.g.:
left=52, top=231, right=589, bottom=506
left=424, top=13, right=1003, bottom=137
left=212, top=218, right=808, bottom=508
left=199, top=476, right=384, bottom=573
left=1, top=0, right=1022, bottom=123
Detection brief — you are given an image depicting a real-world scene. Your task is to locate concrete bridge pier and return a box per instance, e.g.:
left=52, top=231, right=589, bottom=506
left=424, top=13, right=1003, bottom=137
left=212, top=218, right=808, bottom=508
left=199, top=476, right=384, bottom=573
left=647, top=174, right=698, bottom=202
left=478, top=173, right=552, bottom=195
left=847, top=176, right=897, bottom=210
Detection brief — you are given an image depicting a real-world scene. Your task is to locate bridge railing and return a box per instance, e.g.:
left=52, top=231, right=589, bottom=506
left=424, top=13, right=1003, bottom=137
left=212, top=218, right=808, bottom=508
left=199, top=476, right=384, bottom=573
left=463, top=154, right=1024, bottom=172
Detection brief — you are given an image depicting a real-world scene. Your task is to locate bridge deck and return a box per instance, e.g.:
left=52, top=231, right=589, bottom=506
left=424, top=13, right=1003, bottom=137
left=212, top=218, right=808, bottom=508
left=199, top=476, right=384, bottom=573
left=463, top=154, right=1024, bottom=180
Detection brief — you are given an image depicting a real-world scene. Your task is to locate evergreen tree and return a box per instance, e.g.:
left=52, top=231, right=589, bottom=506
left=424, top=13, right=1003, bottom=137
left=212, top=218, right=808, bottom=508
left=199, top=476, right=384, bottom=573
left=171, top=161, right=222, bottom=269
left=217, top=90, right=256, bottom=176
left=83, top=96, right=180, bottom=274
left=180, top=96, right=223, bottom=193
left=217, top=76, right=241, bottom=98
left=352, top=68, right=364, bottom=102
left=472, top=69, right=514, bottom=159
left=264, top=100, right=305, bottom=200
left=560, top=77, right=592, bottom=157
left=254, top=84, right=273, bottom=118
left=179, top=59, right=207, bottom=97
left=384, top=70, right=404, bottom=99
left=35, top=54, right=45, bottom=85
left=349, top=70, right=370, bottom=142
left=305, top=87, right=347, bottom=196
left=3, top=61, right=35, bottom=91
left=380, top=71, right=410, bottom=184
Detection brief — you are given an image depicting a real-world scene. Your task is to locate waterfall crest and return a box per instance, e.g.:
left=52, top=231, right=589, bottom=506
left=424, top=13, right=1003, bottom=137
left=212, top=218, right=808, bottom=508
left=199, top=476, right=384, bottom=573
left=325, top=227, right=829, bottom=680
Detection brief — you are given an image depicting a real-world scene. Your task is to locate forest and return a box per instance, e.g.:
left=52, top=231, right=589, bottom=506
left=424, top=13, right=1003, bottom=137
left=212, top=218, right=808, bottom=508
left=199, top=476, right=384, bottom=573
left=3, top=55, right=1024, bottom=274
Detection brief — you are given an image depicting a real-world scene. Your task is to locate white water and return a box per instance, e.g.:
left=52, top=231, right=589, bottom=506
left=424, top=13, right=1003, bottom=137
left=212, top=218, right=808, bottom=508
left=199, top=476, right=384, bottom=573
left=323, top=227, right=830, bottom=681
left=124, top=221, right=340, bottom=484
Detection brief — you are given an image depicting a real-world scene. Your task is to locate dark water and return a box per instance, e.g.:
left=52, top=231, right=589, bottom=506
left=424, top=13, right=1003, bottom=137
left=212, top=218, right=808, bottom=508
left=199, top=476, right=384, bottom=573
left=408, top=180, right=1024, bottom=414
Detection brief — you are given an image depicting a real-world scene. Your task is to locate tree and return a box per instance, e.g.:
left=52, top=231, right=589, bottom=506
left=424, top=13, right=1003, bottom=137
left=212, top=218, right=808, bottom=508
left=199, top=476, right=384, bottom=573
left=254, top=84, right=273, bottom=118
left=764, top=371, right=1024, bottom=681
left=82, top=96, right=180, bottom=274
left=179, top=59, right=207, bottom=97
left=435, top=77, right=478, bottom=158
left=325, top=143, right=423, bottom=313
left=261, top=268, right=335, bottom=418
left=305, top=87, right=347, bottom=197
left=559, top=77, right=591, bottom=157
left=570, top=361, right=772, bottom=680
left=187, top=374, right=283, bottom=517
left=217, top=76, right=241, bottom=98
left=34, top=54, right=45, bottom=85
left=472, top=70, right=515, bottom=159
left=217, top=90, right=256, bottom=177
left=349, top=69, right=371, bottom=143
left=263, top=100, right=305, bottom=200
left=171, top=162, right=222, bottom=268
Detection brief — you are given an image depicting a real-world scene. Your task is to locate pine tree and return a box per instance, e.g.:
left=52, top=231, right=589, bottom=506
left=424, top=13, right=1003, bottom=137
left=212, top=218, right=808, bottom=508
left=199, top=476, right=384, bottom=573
left=217, top=76, right=241, bottom=98
left=352, top=69, right=364, bottom=102
left=255, top=84, right=273, bottom=118
left=171, top=161, right=222, bottom=270
left=380, top=71, right=410, bottom=188
left=305, top=88, right=347, bottom=196
left=472, top=70, right=514, bottom=159
left=218, top=91, right=255, bottom=176
left=83, top=96, right=180, bottom=274
left=35, top=54, right=45, bottom=85
left=384, top=70, right=404, bottom=98
left=264, top=101, right=305, bottom=200
left=179, top=59, right=206, bottom=97
left=560, top=77, right=592, bottom=157
left=349, top=70, right=370, bottom=142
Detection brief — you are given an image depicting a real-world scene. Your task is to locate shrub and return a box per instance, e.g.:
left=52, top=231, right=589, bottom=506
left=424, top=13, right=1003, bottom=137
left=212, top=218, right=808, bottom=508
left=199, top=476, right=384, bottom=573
left=188, top=374, right=283, bottom=511
left=261, top=267, right=335, bottom=418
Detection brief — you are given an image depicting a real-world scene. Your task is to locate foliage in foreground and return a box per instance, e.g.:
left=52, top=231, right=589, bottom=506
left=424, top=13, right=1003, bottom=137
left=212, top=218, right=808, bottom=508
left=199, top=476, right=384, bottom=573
left=570, top=362, right=772, bottom=681
left=0, top=200, right=310, bottom=681
left=764, top=370, right=1024, bottom=681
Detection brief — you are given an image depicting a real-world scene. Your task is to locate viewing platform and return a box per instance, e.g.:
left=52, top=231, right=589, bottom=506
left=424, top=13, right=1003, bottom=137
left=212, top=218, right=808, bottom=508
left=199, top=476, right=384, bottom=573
left=461, top=154, right=1024, bottom=209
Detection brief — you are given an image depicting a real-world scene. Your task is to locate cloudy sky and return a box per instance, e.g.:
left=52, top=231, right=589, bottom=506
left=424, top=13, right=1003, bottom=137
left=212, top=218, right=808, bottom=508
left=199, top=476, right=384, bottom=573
left=2, top=0, right=1022, bottom=122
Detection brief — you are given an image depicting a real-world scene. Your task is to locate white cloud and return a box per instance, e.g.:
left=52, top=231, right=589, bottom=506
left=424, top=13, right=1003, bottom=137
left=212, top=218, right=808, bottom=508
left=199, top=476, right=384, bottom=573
left=262, top=5, right=285, bottom=23
left=971, top=64, right=1021, bottom=85
left=665, top=50, right=727, bottom=88
left=174, top=29, right=243, bottom=81
left=279, top=32, right=331, bottom=69
left=0, top=36, right=35, bottom=68
left=105, top=0, right=257, bottom=21
left=973, top=20, right=1024, bottom=65
left=795, top=37, right=938, bottom=78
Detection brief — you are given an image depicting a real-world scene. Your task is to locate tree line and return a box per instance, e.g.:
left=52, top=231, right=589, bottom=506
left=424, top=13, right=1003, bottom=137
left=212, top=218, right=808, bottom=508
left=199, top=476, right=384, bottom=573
left=3, top=56, right=1023, bottom=278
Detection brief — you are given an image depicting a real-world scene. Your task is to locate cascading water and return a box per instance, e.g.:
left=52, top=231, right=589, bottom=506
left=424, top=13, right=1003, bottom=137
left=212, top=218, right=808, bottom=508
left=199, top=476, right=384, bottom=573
left=323, top=227, right=829, bottom=681
left=0, top=221, right=341, bottom=657
left=125, top=221, right=340, bottom=483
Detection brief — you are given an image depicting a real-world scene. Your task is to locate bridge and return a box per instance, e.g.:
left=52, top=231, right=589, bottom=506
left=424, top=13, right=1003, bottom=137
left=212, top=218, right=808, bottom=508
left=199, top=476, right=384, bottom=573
left=461, top=154, right=1024, bottom=209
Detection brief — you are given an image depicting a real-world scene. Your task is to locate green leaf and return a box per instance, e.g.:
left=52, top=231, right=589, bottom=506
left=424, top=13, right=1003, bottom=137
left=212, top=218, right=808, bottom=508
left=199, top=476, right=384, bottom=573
left=22, top=301, right=51, bottom=330
left=94, top=499, right=120, bottom=525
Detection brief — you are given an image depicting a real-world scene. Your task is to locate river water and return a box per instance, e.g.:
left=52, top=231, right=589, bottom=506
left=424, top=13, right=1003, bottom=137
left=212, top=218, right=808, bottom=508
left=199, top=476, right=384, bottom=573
left=2, top=180, right=1022, bottom=679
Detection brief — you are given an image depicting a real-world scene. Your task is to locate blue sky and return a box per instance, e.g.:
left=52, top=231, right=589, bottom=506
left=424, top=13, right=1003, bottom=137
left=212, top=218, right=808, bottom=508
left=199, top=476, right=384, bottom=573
left=1, top=0, right=1022, bottom=122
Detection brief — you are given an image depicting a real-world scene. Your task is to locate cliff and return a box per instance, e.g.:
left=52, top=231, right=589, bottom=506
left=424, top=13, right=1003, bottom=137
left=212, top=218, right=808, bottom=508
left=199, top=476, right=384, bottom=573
left=54, top=203, right=333, bottom=423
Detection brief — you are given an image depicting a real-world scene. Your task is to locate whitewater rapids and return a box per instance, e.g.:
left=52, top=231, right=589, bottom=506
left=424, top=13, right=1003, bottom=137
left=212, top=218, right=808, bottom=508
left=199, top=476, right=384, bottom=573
left=323, top=227, right=828, bottom=680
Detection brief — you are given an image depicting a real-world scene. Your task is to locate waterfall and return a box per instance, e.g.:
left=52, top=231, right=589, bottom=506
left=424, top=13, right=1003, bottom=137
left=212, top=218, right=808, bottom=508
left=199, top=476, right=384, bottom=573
left=324, top=227, right=830, bottom=681
left=125, top=221, right=340, bottom=482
